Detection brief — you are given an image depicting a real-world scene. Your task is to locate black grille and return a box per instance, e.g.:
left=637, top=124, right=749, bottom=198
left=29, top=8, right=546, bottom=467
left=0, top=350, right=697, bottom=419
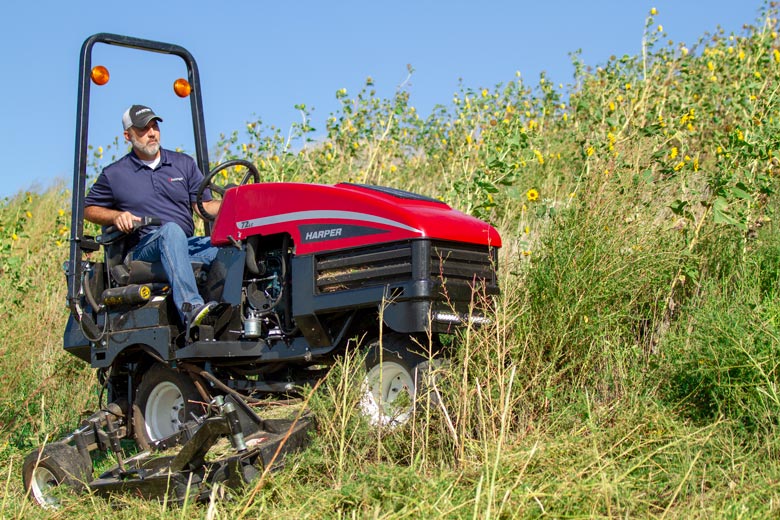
left=316, top=243, right=413, bottom=293
left=430, top=241, right=498, bottom=291
left=315, top=240, right=498, bottom=295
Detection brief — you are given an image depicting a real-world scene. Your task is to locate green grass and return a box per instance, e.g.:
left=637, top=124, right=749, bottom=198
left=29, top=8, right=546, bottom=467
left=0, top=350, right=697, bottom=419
left=4, top=3, right=780, bottom=517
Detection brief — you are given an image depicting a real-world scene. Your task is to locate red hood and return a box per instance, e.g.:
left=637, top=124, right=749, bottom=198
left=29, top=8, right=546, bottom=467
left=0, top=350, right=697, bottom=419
left=211, top=182, right=502, bottom=254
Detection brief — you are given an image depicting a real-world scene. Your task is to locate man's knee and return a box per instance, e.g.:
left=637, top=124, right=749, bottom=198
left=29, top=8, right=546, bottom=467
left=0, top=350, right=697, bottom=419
left=158, top=222, right=187, bottom=243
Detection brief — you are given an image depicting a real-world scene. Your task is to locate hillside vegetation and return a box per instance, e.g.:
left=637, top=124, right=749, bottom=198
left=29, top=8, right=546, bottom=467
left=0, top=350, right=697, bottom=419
left=3, top=5, right=780, bottom=518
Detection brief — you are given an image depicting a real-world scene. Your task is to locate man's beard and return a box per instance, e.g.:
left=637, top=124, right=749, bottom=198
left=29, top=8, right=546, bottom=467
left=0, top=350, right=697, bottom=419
left=130, top=135, right=160, bottom=157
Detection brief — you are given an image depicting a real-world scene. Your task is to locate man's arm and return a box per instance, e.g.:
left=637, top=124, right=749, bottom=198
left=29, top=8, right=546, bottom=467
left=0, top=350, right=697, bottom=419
left=192, top=199, right=222, bottom=220
left=84, top=205, right=140, bottom=233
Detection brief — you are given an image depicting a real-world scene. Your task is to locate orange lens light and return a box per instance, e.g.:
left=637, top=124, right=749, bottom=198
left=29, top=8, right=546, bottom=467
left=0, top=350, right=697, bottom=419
left=173, top=78, right=192, bottom=98
left=90, top=65, right=110, bottom=85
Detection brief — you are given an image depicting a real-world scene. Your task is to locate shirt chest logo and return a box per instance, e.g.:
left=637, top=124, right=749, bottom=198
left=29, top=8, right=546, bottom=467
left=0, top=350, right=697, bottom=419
left=169, top=177, right=184, bottom=182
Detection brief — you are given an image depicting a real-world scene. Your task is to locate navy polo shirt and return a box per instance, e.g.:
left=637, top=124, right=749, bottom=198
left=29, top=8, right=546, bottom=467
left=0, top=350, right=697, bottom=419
left=85, top=148, right=211, bottom=238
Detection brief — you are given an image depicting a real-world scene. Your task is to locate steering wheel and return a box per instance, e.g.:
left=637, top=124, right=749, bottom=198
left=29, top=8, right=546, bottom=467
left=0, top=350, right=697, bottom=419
left=196, top=159, right=260, bottom=221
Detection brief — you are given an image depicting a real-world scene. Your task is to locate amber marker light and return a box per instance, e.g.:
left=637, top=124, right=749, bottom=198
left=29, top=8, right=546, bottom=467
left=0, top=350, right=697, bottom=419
left=173, top=78, right=192, bottom=98
left=90, top=65, right=110, bottom=85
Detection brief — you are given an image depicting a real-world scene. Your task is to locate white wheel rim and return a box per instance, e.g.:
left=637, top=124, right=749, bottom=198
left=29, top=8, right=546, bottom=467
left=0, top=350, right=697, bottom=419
left=145, top=381, right=186, bottom=441
left=361, top=361, right=416, bottom=427
left=30, top=466, right=59, bottom=508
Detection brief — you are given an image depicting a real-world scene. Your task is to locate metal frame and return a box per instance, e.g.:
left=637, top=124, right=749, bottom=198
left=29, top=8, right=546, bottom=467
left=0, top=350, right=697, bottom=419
left=67, top=33, right=210, bottom=338
left=34, top=395, right=312, bottom=504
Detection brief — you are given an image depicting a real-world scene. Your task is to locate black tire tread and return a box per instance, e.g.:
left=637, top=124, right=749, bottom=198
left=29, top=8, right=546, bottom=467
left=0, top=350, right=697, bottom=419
left=22, top=442, right=92, bottom=504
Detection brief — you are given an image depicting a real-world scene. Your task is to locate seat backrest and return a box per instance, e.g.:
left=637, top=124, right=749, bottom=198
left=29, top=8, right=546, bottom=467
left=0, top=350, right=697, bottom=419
left=102, top=228, right=139, bottom=268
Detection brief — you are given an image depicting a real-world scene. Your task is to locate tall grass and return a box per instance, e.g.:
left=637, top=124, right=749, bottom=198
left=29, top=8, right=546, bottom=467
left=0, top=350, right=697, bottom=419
left=3, top=3, right=780, bottom=517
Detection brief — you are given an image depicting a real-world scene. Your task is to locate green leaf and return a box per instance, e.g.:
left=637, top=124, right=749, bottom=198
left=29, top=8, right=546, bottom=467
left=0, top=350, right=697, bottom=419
left=712, top=207, right=737, bottom=226
left=487, top=156, right=504, bottom=169
left=711, top=196, right=746, bottom=229
left=712, top=196, right=729, bottom=212
left=731, top=183, right=752, bottom=200
left=640, top=125, right=662, bottom=137
left=669, top=199, right=688, bottom=216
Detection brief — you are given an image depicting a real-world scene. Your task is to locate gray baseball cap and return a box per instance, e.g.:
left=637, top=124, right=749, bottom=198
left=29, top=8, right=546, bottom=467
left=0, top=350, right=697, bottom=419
left=122, top=104, right=163, bottom=130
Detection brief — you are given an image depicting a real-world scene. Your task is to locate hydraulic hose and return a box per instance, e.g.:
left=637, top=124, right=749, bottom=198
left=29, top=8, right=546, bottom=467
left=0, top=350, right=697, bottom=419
left=82, top=267, right=102, bottom=314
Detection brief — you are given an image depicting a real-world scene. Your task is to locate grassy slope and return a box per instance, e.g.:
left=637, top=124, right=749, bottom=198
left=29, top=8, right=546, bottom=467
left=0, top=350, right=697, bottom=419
left=3, top=4, right=780, bottom=518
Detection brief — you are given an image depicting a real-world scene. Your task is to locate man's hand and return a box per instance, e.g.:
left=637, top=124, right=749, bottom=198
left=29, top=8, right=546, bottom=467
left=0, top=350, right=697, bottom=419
left=84, top=206, right=140, bottom=233
left=193, top=199, right=222, bottom=220
left=113, top=211, right=142, bottom=233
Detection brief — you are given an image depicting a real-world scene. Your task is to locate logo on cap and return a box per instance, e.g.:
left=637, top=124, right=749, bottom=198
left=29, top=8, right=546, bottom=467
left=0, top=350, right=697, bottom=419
left=122, top=104, right=163, bottom=130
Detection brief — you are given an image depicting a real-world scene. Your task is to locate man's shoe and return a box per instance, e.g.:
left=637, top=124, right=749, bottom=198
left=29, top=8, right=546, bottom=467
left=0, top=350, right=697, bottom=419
left=189, top=301, right=217, bottom=327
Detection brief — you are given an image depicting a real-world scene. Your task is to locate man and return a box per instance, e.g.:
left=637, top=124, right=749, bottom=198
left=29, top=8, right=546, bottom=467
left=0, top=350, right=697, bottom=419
left=84, top=104, right=219, bottom=327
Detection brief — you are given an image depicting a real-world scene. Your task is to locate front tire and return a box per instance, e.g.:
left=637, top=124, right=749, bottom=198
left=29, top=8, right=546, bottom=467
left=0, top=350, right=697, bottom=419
left=22, top=442, right=92, bottom=508
left=132, top=363, right=203, bottom=450
left=360, top=333, right=439, bottom=428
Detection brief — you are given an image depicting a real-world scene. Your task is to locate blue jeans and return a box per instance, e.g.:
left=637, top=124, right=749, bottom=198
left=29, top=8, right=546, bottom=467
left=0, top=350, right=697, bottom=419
left=129, top=222, right=219, bottom=321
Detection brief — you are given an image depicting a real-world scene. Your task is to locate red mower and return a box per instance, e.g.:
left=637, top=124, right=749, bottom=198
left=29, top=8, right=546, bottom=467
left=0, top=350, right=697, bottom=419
left=24, top=33, right=501, bottom=507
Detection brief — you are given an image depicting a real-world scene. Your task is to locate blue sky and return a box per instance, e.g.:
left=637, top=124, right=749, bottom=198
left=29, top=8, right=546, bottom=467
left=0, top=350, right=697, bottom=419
left=0, top=0, right=767, bottom=198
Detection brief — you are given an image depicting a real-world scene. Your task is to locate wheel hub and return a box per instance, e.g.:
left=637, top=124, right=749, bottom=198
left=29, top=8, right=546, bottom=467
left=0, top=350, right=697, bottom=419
left=145, top=381, right=187, bottom=441
left=361, top=361, right=416, bottom=427
left=30, top=466, right=59, bottom=508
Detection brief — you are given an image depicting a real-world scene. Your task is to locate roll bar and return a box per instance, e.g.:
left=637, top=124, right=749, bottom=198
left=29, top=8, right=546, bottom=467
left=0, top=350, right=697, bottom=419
left=67, top=33, right=209, bottom=333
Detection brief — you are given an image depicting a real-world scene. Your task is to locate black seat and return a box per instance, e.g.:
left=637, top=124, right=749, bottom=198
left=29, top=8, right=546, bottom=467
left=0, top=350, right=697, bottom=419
left=110, top=258, right=168, bottom=286
left=103, top=233, right=205, bottom=287
left=101, top=232, right=160, bottom=286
